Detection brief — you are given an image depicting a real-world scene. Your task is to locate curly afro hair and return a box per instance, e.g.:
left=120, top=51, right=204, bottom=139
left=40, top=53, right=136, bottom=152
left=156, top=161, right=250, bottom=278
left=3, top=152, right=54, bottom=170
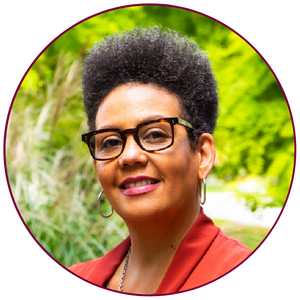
left=82, top=26, right=218, bottom=148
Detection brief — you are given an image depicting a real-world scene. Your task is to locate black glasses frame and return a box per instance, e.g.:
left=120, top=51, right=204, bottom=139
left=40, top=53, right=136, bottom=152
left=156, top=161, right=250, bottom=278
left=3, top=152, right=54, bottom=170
left=82, top=117, right=193, bottom=161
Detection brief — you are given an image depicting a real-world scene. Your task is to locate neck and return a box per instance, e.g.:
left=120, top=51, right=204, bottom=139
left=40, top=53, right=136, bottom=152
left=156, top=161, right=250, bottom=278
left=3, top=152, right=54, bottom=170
left=125, top=202, right=200, bottom=261
left=117, top=202, right=200, bottom=294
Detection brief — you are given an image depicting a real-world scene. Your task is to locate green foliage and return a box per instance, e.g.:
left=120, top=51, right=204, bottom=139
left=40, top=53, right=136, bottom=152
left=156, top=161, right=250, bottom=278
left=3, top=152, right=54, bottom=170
left=210, top=31, right=294, bottom=210
left=7, top=54, right=128, bottom=266
left=6, top=5, right=294, bottom=266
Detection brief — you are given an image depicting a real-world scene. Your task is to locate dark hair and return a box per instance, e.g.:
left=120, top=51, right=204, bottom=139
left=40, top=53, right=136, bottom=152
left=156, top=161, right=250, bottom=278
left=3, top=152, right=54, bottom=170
left=82, top=26, right=218, bottom=148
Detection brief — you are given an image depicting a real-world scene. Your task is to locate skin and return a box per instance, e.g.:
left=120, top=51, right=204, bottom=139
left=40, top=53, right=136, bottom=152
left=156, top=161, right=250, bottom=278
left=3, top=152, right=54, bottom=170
left=93, top=83, right=215, bottom=294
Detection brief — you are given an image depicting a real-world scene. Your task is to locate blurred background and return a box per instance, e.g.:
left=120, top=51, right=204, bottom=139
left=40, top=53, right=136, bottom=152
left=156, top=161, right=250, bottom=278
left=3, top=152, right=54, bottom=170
left=5, top=5, right=294, bottom=268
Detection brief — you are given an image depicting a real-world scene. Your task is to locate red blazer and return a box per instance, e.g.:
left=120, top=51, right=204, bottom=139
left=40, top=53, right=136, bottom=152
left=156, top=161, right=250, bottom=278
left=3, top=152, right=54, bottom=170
left=69, top=210, right=252, bottom=294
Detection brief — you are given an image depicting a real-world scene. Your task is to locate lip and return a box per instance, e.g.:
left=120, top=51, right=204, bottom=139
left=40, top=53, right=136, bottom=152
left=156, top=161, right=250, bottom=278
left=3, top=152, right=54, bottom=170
left=119, top=176, right=160, bottom=196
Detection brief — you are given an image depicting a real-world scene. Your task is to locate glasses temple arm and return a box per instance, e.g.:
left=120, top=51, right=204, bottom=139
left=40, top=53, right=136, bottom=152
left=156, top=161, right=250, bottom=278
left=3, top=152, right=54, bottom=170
left=178, top=118, right=193, bottom=129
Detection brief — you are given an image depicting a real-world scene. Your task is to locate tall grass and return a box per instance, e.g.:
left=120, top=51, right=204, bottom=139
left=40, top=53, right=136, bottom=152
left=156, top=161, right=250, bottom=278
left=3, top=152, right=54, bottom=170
left=6, top=53, right=128, bottom=267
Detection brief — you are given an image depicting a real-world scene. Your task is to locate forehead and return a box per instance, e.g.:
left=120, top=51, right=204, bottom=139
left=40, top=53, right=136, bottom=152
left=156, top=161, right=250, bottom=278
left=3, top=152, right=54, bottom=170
left=95, top=83, right=181, bottom=129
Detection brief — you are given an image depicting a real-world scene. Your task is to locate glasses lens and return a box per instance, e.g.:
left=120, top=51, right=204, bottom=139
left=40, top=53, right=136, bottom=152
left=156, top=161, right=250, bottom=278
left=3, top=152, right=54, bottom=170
left=139, top=121, right=173, bottom=151
left=90, top=131, right=123, bottom=159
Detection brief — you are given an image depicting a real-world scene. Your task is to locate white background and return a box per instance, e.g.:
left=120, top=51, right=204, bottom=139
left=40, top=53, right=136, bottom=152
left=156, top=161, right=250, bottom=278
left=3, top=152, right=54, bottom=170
left=1, top=1, right=299, bottom=299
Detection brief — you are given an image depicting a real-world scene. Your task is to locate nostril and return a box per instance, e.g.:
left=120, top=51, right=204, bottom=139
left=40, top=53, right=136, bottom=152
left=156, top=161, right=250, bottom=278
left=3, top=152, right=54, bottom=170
left=118, top=140, right=148, bottom=167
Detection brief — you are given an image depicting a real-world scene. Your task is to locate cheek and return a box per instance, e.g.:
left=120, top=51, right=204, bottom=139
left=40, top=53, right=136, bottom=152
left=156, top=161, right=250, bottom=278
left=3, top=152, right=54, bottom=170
left=161, top=142, right=198, bottom=184
left=94, top=162, right=113, bottom=188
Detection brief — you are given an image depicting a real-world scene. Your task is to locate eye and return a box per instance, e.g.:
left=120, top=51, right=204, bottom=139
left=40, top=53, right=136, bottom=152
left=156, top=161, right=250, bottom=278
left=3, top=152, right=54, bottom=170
left=148, top=130, right=168, bottom=139
left=94, top=133, right=123, bottom=154
left=101, top=137, right=122, bottom=150
left=143, top=129, right=170, bottom=143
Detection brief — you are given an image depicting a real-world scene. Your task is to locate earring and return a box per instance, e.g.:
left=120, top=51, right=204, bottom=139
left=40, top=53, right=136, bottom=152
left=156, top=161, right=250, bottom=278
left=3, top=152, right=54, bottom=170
left=199, top=178, right=206, bottom=206
left=98, top=190, right=113, bottom=218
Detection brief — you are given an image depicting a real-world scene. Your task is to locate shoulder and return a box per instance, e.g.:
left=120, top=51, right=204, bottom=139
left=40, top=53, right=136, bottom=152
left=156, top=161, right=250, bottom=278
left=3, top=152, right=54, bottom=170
left=200, top=230, right=252, bottom=278
left=211, top=230, right=252, bottom=259
left=68, top=257, right=103, bottom=278
left=179, top=229, right=252, bottom=291
left=197, top=230, right=252, bottom=277
left=68, top=237, right=131, bottom=286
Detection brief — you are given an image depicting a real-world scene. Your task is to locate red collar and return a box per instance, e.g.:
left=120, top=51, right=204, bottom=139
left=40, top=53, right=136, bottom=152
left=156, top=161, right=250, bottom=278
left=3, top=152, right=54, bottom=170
left=78, top=209, right=219, bottom=294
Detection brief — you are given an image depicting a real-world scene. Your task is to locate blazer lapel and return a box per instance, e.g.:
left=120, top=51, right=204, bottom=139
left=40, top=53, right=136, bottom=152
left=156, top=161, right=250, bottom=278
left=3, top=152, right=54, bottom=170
left=155, top=210, right=219, bottom=294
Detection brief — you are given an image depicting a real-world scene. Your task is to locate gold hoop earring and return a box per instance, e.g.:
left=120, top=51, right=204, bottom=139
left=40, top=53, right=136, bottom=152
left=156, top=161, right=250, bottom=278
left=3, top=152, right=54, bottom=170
left=199, top=178, right=206, bottom=206
left=98, top=190, right=113, bottom=218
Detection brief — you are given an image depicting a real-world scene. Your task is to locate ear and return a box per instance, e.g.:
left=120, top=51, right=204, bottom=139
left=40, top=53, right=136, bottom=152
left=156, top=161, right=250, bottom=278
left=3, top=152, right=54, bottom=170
left=197, top=133, right=215, bottom=180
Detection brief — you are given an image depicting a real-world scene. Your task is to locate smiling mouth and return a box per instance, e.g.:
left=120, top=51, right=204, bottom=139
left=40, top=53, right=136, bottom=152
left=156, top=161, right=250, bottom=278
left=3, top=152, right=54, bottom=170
left=121, top=179, right=159, bottom=189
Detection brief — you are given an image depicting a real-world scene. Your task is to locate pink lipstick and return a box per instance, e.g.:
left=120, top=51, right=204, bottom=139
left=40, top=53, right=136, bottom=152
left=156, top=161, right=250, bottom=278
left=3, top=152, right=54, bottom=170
left=119, top=176, right=160, bottom=196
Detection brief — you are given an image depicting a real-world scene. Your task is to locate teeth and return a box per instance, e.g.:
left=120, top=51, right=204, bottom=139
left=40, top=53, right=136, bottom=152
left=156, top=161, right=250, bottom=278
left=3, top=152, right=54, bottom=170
left=124, top=179, right=155, bottom=189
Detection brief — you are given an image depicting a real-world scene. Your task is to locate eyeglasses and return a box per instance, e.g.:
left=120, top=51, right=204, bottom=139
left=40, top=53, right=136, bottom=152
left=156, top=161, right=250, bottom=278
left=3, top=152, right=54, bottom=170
left=82, top=117, right=193, bottom=161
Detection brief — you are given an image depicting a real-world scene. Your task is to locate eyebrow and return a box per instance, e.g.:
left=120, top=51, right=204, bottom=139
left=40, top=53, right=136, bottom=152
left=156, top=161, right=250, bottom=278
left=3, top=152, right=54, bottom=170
left=96, top=114, right=168, bottom=130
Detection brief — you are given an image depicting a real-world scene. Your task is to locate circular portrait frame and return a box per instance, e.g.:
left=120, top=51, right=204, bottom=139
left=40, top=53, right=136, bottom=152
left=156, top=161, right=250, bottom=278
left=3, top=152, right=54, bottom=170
left=2, top=2, right=298, bottom=299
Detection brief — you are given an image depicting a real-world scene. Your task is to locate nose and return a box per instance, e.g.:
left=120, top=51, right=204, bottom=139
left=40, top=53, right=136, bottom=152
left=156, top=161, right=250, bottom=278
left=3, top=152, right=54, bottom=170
left=118, top=134, right=148, bottom=168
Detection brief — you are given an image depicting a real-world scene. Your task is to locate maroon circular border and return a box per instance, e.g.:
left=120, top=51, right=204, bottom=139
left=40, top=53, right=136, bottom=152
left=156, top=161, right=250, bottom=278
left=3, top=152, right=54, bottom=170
left=3, top=3, right=297, bottom=297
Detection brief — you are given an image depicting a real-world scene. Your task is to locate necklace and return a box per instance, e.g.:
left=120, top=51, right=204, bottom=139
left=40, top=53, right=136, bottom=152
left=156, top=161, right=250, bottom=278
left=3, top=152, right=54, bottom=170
left=118, top=246, right=131, bottom=292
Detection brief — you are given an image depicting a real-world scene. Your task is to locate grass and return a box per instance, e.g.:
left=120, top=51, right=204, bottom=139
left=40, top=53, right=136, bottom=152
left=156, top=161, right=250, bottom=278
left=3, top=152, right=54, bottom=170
left=6, top=53, right=130, bottom=267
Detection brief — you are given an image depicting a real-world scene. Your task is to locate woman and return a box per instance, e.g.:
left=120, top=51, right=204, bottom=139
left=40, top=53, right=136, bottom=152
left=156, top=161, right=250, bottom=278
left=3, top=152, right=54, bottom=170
left=69, top=26, right=252, bottom=294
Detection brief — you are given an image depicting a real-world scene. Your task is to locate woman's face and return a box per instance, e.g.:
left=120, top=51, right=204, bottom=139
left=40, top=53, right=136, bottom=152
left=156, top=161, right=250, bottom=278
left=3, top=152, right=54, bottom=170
left=94, top=83, right=202, bottom=222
